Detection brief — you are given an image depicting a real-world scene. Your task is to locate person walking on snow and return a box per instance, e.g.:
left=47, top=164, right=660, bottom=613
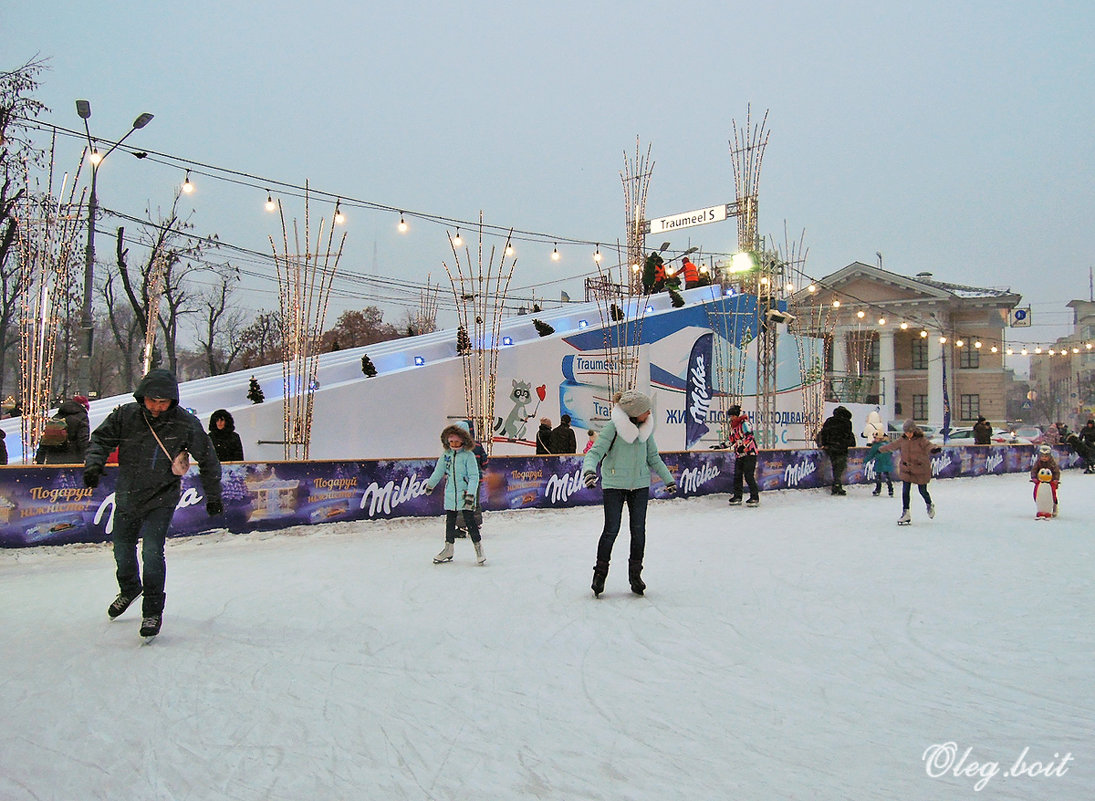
left=880, top=419, right=941, bottom=525
left=863, top=430, right=895, bottom=496
left=426, top=424, right=485, bottom=565
left=550, top=414, right=577, bottom=454
left=83, top=369, right=223, bottom=638
left=582, top=390, right=676, bottom=597
left=725, top=404, right=760, bottom=506
left=34, top=395, right=91, bottom=464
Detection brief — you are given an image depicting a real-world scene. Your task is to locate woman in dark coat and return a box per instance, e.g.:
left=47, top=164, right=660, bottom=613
left=208, top=409, right=244, bottom=462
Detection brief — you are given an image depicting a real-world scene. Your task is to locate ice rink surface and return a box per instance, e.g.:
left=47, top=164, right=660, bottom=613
left=1, top=472, right=1091, bottom=800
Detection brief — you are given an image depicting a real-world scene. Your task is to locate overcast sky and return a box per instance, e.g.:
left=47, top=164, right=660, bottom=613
left=10, top=0, right=1095, bottom=353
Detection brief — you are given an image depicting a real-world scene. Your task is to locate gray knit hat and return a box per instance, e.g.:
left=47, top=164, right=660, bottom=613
left=902, top=419, right=918, bottom=433
left=617, top=389, right=651, bottom=417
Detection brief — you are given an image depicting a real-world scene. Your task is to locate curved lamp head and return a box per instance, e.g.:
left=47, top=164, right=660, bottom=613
left=76, top=99, right=91, bottom=119
left=132, top=113, right=154, bottom=129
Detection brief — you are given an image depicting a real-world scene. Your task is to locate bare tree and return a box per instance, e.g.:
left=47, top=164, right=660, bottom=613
left=0, top=56, right=49, bottom=397
left=319, top=306, right=399, bottom=351
left=239, top=310, right=283, bottom=369
left=194, top=264, right=247, bottom=375
left=99, top=268, right=143, bottom=390
left=112, top=193, right=212, bottom=379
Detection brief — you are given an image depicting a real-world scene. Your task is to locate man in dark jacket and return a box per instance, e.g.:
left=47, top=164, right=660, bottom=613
left=550, top=414, right=577, bottom=454
left=83, top=369, right=223, bottom=638
left=817, top=405, right=855, bottom=495
left=1080, top=419, right=1095, bottom=449
left=972, top=416, right=992, bottom=445
left=34, top=396, right=91, bottom=464
left=535, top=418, right=554, bottom=454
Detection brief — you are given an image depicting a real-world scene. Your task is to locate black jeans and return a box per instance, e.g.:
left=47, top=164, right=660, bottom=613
left=113, top=506, right=175, bottom=616
left=733, top=453, right=759, bottom=499
left=828, top=449, right=848, bottom=485
left=901, top=481, right=932, bottom=510
left=596, top=487, right=649, bottom=564
left=445, top=510, right=480, bottom=543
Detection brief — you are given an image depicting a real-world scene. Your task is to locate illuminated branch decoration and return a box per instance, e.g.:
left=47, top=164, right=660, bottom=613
left=141, top=250, right=167, bottom=375
left=269, top=182, right=346, bottom=459
left=15, top=144, right=85, bottom=460
left=441, top=214, right=516, bottom=454
left=414, top=274, right=440, bottom=335
left=587, top=243, right=651, bottom=398
left=621, top=137, right=653, bottom=297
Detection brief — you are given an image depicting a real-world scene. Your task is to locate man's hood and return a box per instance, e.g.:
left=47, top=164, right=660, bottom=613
left=133, top=368, right=180, bottom=407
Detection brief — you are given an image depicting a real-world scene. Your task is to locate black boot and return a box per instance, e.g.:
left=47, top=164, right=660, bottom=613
left=591, top=560, right=609, bottom=597
left=628, top=561, right=646, bottom=595
left=831, top=483, right=847, bottom=496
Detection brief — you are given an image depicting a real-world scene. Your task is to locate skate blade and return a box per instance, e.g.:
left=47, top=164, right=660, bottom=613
left=432, top=556, right=453, bottom=564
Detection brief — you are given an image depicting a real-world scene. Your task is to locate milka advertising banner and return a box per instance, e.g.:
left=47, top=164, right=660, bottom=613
left=0, top=443, right=1066, bottom=548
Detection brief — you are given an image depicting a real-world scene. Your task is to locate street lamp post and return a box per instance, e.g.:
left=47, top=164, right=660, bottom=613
left=75, top=100, right=153, bottom=397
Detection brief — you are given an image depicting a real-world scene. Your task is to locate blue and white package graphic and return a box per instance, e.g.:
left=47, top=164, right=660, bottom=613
left=558, top=381, right=615, bottom=430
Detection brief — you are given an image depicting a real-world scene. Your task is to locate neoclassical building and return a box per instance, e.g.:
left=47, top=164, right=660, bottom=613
left=796, top=263, right=1021, bottom=427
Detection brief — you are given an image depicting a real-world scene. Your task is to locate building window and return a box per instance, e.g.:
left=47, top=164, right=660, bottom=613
left=913, top=394, right=928, bottom=420
left=961, top=394, right=980, bottom=419
left=959, top=347, right=980, bottom=369
left=867, top=337, right=880, bottom=372
left=911, top=339, right=928, bottom=370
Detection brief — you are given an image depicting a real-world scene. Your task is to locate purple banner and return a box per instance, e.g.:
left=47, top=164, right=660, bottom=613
left=0, top=442, right=1069, bottom=548
left=684, top=333, right=714, bottom=449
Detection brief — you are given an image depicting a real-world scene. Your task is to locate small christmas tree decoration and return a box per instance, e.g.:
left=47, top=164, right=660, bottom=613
left=247, top=376, right=265, bottom=404
left=456, top=325, right=472, bottom=355
left=361, top=354, right=377, bottom=377
left=532, top=318, right=555, bottom=337
left=668, top=288, right=685, bottom=308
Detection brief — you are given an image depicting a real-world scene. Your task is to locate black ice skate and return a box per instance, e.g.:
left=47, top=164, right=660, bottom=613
left=140, top=615, right=161, bottom=638
left=108, top=590, right=142, bottom=619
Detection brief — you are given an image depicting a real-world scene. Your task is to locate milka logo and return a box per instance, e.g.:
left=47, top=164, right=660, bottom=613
left=93, top=488, right=206, bottom=534
left=546, top=469, right=585, bottom=503
left=985, top=451, right=1004, bottom=472
left=360, top=472, right=428, bottom=517
left=679, top=463, right=719, bottom=493
left=784, top=458, right=817, bottom=488
left=687, top=352, right=710, bottom=424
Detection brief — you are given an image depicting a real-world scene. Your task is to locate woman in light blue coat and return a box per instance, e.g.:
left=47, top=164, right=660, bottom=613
left=582, top=390, right=676, bottom=596
left=426, top=424, right=485, bottom=565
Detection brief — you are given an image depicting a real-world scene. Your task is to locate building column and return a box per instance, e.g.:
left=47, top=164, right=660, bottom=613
left=831, top=328, right=847, bottom=401
left=928, top=334, right=944, bottom=425
left=878, top=329, right=896, bottom=422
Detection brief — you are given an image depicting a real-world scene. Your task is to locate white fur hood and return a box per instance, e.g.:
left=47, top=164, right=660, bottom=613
left=611, top=404, right=655, bottom=443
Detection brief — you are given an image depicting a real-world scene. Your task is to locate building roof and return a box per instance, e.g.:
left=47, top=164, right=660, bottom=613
left=811, top=262, right=1021, bottom=306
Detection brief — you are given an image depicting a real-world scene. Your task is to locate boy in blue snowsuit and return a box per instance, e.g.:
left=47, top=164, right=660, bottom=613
left=863, top=430, right=894, bottom=497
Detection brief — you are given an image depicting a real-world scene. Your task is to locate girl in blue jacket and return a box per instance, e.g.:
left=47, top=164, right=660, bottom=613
left=582, top=390, right=676, bottom=596
left=426, top=424, right=485, bottom=565
left=863, top=430, right=895, bottom=496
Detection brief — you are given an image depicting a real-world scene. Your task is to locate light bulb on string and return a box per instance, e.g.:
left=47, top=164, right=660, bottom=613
left=955, top=339, right=964, bottom=347
left=920, top=330, right=928, bottom=338
left=900, top=322, right=909, bottom=330
left=832, top=300, right=840, bottom=309
left=264, top=192, right=276, bottom=212
left=593, top=245, right=602, bottom=263
left=856, top=309, right=865, bottom=319
left=631, top=263, right=640, bottom=273
left=990, top=346, right=998, bottom=353
left=807, top=284, right=816, bottom=293
left=1034, top=347, right=1042, bottom=354
left=974, top=340, right=982, bottom=349
left=398, top=213, right=408, bottom=233
left=182, top=170, right=194, bottom=194
left=939, top=336, right=947, bottom=344
left=453, top=229, right=463, bottom=247
left=1021, top=348, right=1028, bottom=356
left=551, top=244, right=560, bottom=261
left=878, top=317, right=886, bottom=326
left=504, top=241, right=514, bottom=257
left=334, top=201, right=345, bottom=225
left=89, top=149, right=102, bottom=166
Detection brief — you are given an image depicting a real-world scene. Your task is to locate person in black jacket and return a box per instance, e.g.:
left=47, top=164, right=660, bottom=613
left=817, top=405, right=855, bottom=495
left=972, top=416, right=992, bottom=445
left=208, top=409, right=245, bottom=462
left=535, top=418, right=554, bottom=454
left=83, top=369, right=222, bottom=638
left=34, top=396, right=91, bottom=464
left=550, top=414, right=577, bottom=454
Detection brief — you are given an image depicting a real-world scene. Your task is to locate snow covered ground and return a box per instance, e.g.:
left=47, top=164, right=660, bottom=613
left=1, top=471, right=1091, bottom=801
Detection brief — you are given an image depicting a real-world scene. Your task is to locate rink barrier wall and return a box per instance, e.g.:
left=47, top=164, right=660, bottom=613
left=0, top=443, right=1071, bottom=548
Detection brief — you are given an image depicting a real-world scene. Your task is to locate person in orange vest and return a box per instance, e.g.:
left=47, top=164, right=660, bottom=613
left=681, top=257, right=700, bottom=288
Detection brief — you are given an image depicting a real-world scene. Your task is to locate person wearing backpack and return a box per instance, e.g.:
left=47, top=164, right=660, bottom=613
left=83, top=369, right=223, bottom=639
left=34, top=395, right=91, bottom=465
